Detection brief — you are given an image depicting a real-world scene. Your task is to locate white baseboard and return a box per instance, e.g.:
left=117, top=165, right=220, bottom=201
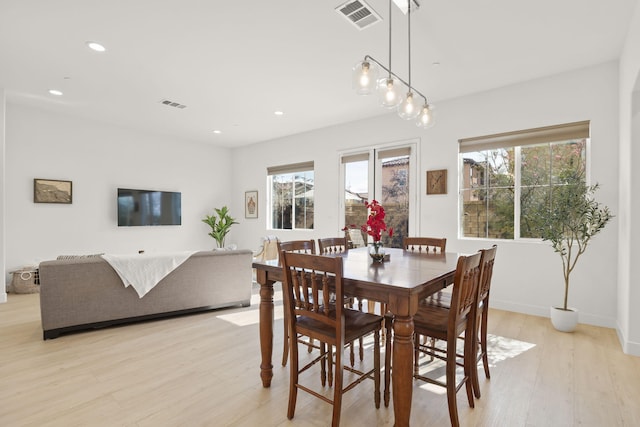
left=0, top=291, right=6, bottom=303
left=616, top=325, right=640, bottom=356
left=491, top=299, right=617, bottom=329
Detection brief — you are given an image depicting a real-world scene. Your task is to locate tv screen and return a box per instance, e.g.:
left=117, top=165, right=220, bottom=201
left=117, top=188, right=181, bottom=226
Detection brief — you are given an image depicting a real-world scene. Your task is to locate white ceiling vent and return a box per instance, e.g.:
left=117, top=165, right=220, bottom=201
left=335, top=0, right=382, bottom=30
left=159, top=99, right=187, bottom=109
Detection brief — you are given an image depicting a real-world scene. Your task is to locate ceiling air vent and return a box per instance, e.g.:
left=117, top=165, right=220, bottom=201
left=159, top=99, right=187, bottom=109
left=335, top=0, right=382, bottom=30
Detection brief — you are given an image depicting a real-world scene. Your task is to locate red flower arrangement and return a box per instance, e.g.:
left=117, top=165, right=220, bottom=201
left=361, top=200, right=393, bottom=243
left=342, top=200, right=393, bottom=261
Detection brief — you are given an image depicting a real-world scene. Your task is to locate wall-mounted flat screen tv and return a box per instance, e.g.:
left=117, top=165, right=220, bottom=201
left=117, top=188, right=181, bottom=226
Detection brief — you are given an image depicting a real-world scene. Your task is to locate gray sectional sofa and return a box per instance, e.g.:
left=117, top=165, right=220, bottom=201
left=38, top=250, right=253, bottom=339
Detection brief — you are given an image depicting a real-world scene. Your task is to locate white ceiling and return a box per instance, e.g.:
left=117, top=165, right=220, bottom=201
left=0, top=0, right=637, bottom=147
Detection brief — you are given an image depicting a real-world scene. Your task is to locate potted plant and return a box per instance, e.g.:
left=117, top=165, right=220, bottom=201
left=202, top=206, right=239, bottom=249
left=537, top=174, right=612, bottom=332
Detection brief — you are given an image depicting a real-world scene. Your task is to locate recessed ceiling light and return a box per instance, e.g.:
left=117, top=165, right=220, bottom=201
left=274, top=111, right=284, bottom=116
left=213, top=130, right=222, bottom=134
left=48, top=89, right=63, bottom=96
left=86, top=41, right=106, bottom=52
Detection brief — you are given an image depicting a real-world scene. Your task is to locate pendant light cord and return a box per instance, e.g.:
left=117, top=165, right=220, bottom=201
left=388, top=0, right=392, bottom=79
left=407, top=0, right=412, bottom=90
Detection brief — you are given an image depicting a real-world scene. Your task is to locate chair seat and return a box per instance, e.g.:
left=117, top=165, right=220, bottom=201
left=297, top=308, right=383, bottom=344
left=424, top=290, right=452, bottom=308
left=414, top=301, right=467, bottom=339
left=424, top=293, right=486, bottom=311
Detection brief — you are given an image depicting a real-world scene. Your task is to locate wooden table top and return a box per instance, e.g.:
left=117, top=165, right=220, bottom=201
left=253, top=246, right=458, bottom=297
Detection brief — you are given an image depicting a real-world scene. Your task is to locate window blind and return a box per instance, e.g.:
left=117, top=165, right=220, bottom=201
left=341, top=153, right=369, bottom=163
left=459, top=120, right=590, bottom=153
left=267, top=161, right=314, bottom=175
left=378, top=146, right=411, bottom=159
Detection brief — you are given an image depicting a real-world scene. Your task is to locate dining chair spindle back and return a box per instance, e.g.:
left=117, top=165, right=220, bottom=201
left=278, top=240, right=317, bottom=366
left=281, top=252, right=383, bottom=427
left=318, top=237, right=348, bottom=255
left=403, top=237, right=447, bottom=253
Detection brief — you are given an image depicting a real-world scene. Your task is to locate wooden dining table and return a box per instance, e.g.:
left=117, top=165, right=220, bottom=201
left=252, top=246, right=459, bottom=427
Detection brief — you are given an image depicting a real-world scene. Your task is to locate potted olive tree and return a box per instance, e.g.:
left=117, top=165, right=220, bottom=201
left=538, top=174, right=612, bottom=332
left=202, top=206, right=238, bottom=249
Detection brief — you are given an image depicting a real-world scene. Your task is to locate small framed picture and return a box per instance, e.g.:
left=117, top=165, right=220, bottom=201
left=34, top=179, right=73, bottom=204
left=426, top=169, right=447, bottom=195
left=245, top=190, right=258, bottom=218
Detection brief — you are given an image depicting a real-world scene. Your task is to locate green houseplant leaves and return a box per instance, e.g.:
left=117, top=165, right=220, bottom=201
left=202, top=206, right=239, bottom=248
left=537, top=173, right=612, bottom=311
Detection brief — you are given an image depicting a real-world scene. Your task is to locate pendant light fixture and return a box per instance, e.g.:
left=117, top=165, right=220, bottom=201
left=352, top=0, right=435, bottom=129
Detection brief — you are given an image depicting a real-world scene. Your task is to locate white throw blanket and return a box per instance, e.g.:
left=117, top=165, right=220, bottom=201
left=101, top=251, right=197, bottom=298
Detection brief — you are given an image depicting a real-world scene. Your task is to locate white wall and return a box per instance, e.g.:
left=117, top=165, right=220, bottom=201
left=618, top=0, right=640, bottom=355
left=0, top=89, right=6, bottom=303
left=5, top=104, right=233, bottom=282
left=232, top=62, right=620, bottom=329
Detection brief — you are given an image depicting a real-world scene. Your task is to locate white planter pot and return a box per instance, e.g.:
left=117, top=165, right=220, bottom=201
left=550, top=306, right=578, bottom=332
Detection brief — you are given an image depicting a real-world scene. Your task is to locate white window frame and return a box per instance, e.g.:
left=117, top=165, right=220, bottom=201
left=458, top=121, right=590, bottom=241
left=338, top=140, right=419, bottom=238
left=267, top=161, right=315, bottom=231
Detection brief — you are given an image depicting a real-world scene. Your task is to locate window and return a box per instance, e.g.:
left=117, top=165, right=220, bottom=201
left=340, top=143, right=418, bottom=248
left=459, top=121, right=589, bottom=240
left=268, top=162, right=314, bottom=230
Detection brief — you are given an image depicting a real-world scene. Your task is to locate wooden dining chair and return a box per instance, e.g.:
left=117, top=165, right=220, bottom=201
left=403, top=236, right=447, bottom=253
left=318, top=237, right=348, bottom=255
left=318, top=237, right=363, bottom=366
left=281, top=251, right=383, bottom=427
left=277, top=239, right=316, bottom=257
left=412, top=252, right=482, bottom=427
left=370, top=237, right=448, bottom=348
left=278, top=240, right=317, bottom=366
left=419, top=245, right=498, bottom=399
left=471, top=245, right=498, bottom=398
left=405, top=236, right=448, bottom=311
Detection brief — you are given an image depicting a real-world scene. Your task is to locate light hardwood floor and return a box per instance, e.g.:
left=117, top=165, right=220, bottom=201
left=1, top=288, right=639, bottom=427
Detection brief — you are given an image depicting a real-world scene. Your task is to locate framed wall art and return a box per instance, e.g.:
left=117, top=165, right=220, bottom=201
left=245, top=190, right=258, bottom=218
left=426, top=169, right=447, bottom=195
left=34, top=179, right=73, bottom=204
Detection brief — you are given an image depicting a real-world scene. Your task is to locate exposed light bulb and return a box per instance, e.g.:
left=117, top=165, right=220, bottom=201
left=360, top=73, right=370, bottom=87
left=398, top=92, right=420, bottom=120
left=416, top=104, right=435, bottom=129
left=352, top=60, right=377, bottom=95
left=378, top=77, right=403, bottom=108
left=385, top=82, right=396, bottom=102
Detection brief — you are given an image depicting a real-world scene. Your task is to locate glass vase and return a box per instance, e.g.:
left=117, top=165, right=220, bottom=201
left=369, top=242, right=385, bottom=263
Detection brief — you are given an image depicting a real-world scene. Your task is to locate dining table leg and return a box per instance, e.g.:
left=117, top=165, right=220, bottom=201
left=392, top=313, right=415, bottom=427
left=257, top=270, right=274, bottom=388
